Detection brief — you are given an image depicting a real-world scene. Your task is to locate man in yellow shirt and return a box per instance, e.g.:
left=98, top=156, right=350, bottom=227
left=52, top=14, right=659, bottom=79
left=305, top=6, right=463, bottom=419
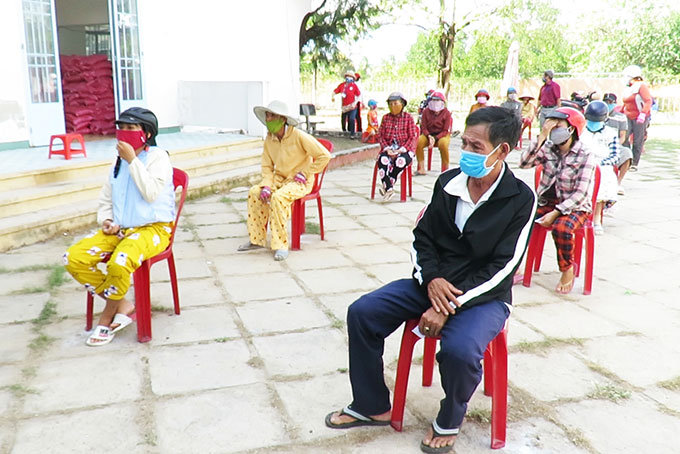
left=238, top=100, right=332, bottom=260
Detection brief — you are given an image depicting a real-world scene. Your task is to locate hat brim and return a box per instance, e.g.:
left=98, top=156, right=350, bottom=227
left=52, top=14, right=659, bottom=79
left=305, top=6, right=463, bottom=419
left=253, top=106, right=299, bottom=127
left=518, top=95, right=535, bottom=100
left=545, top=111, right=568, bottom=120
left=386, top=97, right=407, bottom=106
left=115, top=115, right=141, bottom=125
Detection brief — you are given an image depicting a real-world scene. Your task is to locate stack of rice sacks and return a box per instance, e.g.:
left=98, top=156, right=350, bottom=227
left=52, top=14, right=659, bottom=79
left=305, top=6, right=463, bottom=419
left=60, top=54, right=116, bottom=135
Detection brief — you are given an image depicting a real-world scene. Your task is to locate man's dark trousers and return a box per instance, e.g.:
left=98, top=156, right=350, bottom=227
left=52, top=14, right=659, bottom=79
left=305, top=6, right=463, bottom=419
left=346, top=278, right=509, bottom=431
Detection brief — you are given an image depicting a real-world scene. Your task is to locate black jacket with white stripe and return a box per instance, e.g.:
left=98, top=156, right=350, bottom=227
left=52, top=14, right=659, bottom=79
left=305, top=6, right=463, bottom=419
left=411, top=164, right=537, bottom=309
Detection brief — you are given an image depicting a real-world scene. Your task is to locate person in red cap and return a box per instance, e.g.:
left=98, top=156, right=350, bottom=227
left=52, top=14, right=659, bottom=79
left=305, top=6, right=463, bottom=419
left=415, top=91, right=452, bottom=174
left=469, top=89, right=490, bottom=114
left=519, top=107, right=597, bottom=294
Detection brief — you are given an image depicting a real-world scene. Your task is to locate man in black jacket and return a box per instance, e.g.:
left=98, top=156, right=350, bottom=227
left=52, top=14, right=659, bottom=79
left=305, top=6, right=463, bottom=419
left=326, top=107, right=536, bottom=454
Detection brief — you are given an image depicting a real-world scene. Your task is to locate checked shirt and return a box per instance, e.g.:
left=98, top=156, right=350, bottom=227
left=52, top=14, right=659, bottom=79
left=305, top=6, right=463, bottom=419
left=378, top=111, right=418, bottom=152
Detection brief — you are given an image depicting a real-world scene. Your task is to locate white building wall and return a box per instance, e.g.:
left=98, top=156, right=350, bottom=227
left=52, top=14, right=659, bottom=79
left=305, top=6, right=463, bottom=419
left=0, top=1, right=30, bottom=144
left=138, top=0, right=311, bottom=135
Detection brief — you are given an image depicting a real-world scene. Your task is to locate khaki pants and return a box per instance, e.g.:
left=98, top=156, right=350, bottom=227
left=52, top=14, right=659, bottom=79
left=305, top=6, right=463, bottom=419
left=63, top=223, right=172, bottom=300
left=415, top=134, right=451, bottom=172
left=247, top=180, right=312, bottom=250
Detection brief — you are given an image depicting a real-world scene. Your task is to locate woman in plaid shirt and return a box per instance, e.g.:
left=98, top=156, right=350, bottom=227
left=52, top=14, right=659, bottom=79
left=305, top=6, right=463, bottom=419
left=519, top=107, right=596, bottom=294
left=376, top=92, right=418, bottom=201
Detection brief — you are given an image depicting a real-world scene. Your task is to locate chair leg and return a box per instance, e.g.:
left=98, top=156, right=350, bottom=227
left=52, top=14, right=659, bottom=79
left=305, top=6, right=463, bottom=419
left=533, top=228, right=547, bottom=272
left=133, top=261, right=153, bottom=343
left=400, top=169, right=407, bottom=202
left=427, top=145, right=433, bottom=171
left=167, top=252, right=181, bottom=315
left=422, top=337, right=437, bottom=387
left=391, top=320, right=421, bottom=432
left=291, top=200, right=301, bottom=251
left=483, top=347, right=493, bottom=396
left=583, top=229, right=595, bottom=295
left=317, top=197, right=325, bottom=241
left=370, top=162, right=379, bottom=199
left=408, top=165, right=413, bottom=197
left=573, top=230, right=584, bottom=278
left=300, top=203, right=307, bottom=234
left=490, top=329, right=508, bottom=449
left=86, top=293, right=94, bottom=331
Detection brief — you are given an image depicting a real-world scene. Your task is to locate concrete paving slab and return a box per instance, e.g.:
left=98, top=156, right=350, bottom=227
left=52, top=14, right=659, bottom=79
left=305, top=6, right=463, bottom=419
left=148, top=340, right=263, bottom=396
left=513, top=302, right=625, bottom=339
left=582, top=334, right=680, bottom=387
left=507, top=318, right=545, bottom=346
left=189, top=211, right=244, bottom=225
left=510, top=349, right=613, bottom=401
left=201, top=237, right=248, bottom=255
left=0, top=291, right=49, bottom=323
left=236, top=297, right=330, bottom=335
left=323, top=228, right=387, bottom=246
left=295, top=267, right=379, bottom=294
left=182, top=201, right=230, bottom=215
left=42, top=317, right=140, bottom=358
left=150, top=306, right=239, bottom=345
left=148, top=256, right=213, bottom=281
left=342, top=244, right=411, bottom=265
left=222, top=272, right=305, bottom=302
left=323, top=215, right=367, bottom=231
left=149, top=277, right=225, bottom=309
left=284, top=247, right=354, bottom=271
left=644, top=385, right=680, bottom=413
left=555, top=395, right=680, bottom=454
left=376, top=226, right=417, bottom=245
left=0, top=390, right=12, bottom=417
left=317, top=292, right=364, bottom=322
left=11, top=404, right=146, bottom=454
left=167, top=238, right=206, bottom=258
left=23, top=352, right=143, bottom=414
left=370, top=262, right=412, bottom=284
left=194, top=222, right=248, bottom=240
left=212, top=253, right=285, bottom=276
left=0, top=324, right=32, bottom=364
left=155, top=383, right=290, bottom=454
left=0, top=269, right=51, bottom=295
left=340, top=203, right=397, bottom=216
left=252, top=328, right=348, bottom=377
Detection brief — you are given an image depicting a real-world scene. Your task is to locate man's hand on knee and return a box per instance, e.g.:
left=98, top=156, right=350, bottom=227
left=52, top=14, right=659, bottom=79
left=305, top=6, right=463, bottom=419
left=418, top=307, right=448, bottom=337
left=427, top=278, right=462, bottom=315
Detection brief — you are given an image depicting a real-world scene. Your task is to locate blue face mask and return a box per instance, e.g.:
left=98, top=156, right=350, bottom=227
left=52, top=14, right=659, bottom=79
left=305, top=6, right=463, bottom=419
left=586, top=120, right=605, bottom=132
left=345, top=77, right=353, bottom=83
left=606, top=103, right=615, bottom=113
left=459, top=144, right=501, bottom=178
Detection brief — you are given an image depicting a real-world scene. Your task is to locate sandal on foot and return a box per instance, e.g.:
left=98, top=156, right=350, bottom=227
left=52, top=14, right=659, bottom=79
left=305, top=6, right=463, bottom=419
left=237, top=242, right=264, bottom=252
left=110, top=312, right=136, bottom=334
left=420, top=424, right=457, bottom=454
left=274, top=249, right=289, bottom=261
left=86, top=325, right=115, bottom=347
left=325, top=406, right=391, bottom=429
left=556, top=278, right=575, bottom=294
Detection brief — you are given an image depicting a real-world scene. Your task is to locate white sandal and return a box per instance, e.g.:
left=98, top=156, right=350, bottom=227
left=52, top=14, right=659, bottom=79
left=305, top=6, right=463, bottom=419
left=86, top=325, right=115, bottom=346
left=110, top=312, right=135, bottom=334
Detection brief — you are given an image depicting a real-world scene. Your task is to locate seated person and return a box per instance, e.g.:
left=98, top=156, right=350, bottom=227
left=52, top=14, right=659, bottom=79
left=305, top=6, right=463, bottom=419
left=580, top=101, right=620, bottom=235
left=376, top=92, right=418, bottom=202
left=238, top=100, right=331, bottom=261
left=519, top=107, right=596, bottom=294
left=415, top=91, right=452, bottom=174
left=63, top=107, right=175, bottom=346
left=603, top=92, right=632, bottom=194
left=326, top=107, right=536, bottom=454
left=361, top=99, right=379, bottom=143
left=469, top=89, right=490, bottom=114
left=499, top=87, right=522, bottom=115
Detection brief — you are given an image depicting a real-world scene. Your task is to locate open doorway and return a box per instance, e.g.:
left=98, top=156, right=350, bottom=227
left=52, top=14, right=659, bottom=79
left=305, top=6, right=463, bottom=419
left=55, top=0, right=116, bottom=136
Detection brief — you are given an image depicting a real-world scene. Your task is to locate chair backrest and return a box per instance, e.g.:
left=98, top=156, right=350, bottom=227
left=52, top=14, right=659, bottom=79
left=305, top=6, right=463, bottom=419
left=311, top=138, right=334, bottom=193
left=168, top=168, right=189, bottom=246
left=300, top=103, right=316, bottom=116
left=533, top=164, right=601, bottom=222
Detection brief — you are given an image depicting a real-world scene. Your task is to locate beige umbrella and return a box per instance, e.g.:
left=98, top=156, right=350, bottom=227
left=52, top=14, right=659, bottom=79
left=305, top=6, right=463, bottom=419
left=500, top=41, right=520, bottom=98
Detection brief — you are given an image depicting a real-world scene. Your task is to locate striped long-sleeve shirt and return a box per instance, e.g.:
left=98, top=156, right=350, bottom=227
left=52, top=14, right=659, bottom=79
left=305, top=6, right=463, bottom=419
left=519, top=139, right=596, bottom=214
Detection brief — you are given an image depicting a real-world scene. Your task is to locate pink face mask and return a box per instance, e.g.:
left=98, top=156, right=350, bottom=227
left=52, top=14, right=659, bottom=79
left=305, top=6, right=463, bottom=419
left=477, top=97, right=488, bottom=104
left=429, top=99, right=445, bottom=112
left=116, top=129, right=147, bottom=150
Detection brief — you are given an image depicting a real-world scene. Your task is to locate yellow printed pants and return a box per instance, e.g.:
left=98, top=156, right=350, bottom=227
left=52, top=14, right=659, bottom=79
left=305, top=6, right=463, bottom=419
left=247, top=180, right=312, bottom=250
left=416, top=134, right=451, bottom=171
left=63, top=222, right=172, bottom=301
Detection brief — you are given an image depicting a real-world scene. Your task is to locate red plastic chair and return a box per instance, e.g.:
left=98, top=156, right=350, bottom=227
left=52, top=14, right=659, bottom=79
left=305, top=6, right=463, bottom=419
left=370, top=151, right=413, bottom=203
left=86, top=168, right=189, bottom=342
left=522, top=164, right=600, bottom=295
left=426, top=143, right=434, bottom=171
left=49, top=133, right=87, bottom=160
left=290, top=138, right=334, bottom=251
left=391, top=319, right=509, bottom=449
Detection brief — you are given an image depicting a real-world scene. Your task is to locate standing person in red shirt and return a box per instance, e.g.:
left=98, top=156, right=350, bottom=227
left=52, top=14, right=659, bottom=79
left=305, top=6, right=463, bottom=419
left=332, top=70, right=361, bottom=138
left=416, top=91, right=452, bottom=174
left=376, top=92, right=418, bottom=201
left=537, top=70, right=561, bottom=128
left=621, top=65, right=653, bottom=171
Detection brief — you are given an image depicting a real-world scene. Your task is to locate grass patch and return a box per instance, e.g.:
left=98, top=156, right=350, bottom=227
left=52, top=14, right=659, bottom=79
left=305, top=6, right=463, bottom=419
left=466, top=408, right=491, bottom=424
left=585, top=361, right=623, bottom=383
left=29, top=333, right=55, bottom=352
left=214, top=337, right=230, bottom=343
left=220, top=196, right=247, bottom=204
left=32, top=301, right=57, bottom=327
left=305, top=222, right=321, bottom=235
left=22, top=367, right=37, bottom=379
left=7, top=384, right=38, bottom=397
left=337, top=367, right=348, bottom=374
left=511, top=337, right=584, bottom=354
left=0, top=264, right=55, bottom=274
left=587, top=384, right=631, bottom=402
left=658, top=376, right=680, bottom=391
left=47, top=265, right=68, bottom=289
left=150, top=305, right=173, bottom=313
left=331, top=319, right=344, bottom=330
left=563, top=426, right=592, bottom=451
left=12, top=286, right=48, bottom=295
